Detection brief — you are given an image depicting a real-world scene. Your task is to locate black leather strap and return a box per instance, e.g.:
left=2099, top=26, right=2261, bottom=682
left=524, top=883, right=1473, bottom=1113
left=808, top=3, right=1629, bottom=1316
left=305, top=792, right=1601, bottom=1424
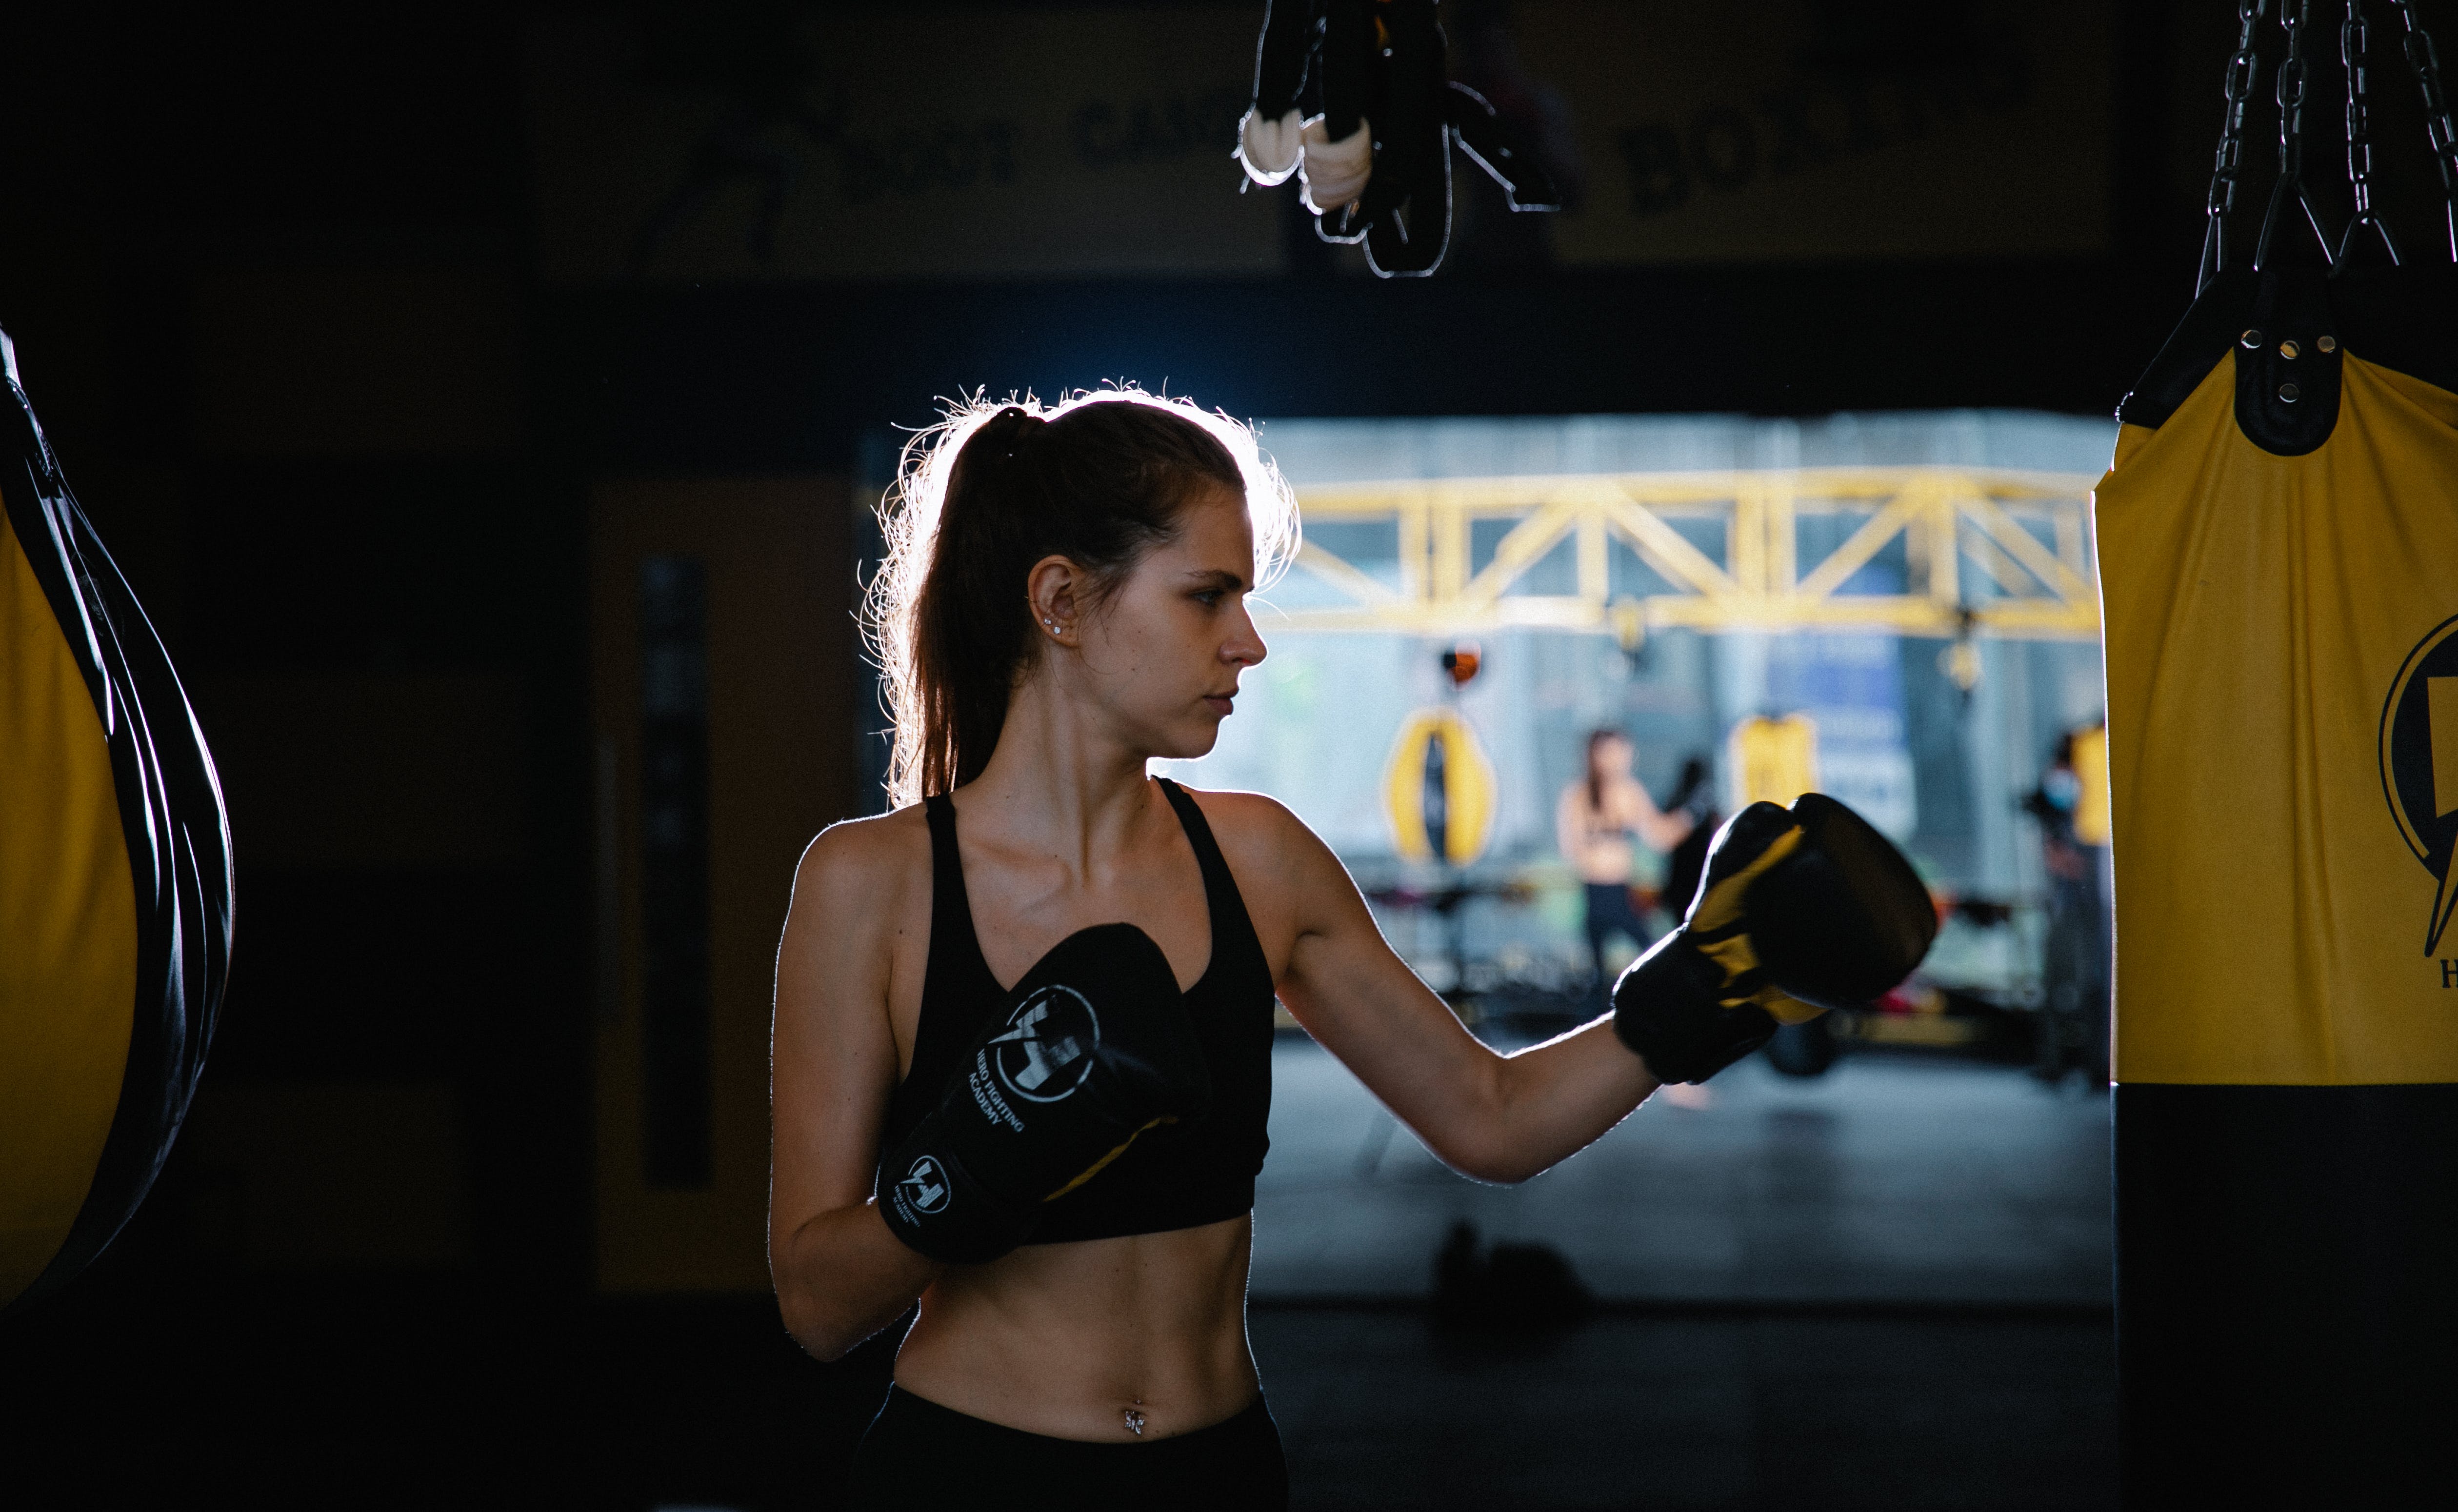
left=2118, top=265, right=2458, bottom=456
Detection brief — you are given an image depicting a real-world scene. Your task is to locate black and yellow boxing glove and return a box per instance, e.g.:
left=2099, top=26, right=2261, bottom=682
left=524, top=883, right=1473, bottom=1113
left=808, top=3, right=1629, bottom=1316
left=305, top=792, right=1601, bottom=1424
left=1613, top=793, right=1936, bottom=1085
left=878, top=923, right=1212, bottom=1264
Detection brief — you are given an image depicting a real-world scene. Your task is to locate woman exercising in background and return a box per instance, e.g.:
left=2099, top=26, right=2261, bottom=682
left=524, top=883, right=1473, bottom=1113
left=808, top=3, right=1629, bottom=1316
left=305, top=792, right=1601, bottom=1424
left=1557, top=729, right=1698, bottom=1002
left=768, top=391, right=1933, bottom=1505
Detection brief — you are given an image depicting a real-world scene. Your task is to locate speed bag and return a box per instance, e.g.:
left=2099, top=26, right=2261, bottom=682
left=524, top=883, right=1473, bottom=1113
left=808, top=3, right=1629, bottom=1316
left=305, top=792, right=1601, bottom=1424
left=0, top=329, right=231, bottom=1318
left=2098, top=264, right=2458, bottom=1502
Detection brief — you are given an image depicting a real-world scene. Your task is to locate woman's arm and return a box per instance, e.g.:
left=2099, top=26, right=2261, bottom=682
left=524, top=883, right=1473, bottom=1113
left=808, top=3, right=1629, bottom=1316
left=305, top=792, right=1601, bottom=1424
left=1624, top=776, right=1694, bottom=854
left=770, top=820, right=943, bottom=1361
left=1555, top=783, right=1588, bottom=870
left=1263, top=804, right=1658, bottom=1184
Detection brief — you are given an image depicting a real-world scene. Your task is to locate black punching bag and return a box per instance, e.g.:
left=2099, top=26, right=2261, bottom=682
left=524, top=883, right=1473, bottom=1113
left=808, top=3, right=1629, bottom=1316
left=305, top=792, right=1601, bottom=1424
left=0, top=329, right=232, bottom=1317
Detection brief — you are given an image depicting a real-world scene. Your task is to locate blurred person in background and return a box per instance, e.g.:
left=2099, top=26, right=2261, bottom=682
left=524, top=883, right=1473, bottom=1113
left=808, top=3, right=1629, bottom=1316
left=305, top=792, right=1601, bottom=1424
left=2023, top=727, right=2111, bottom=1085
left=1557, top=731, right=1701, bottom=1008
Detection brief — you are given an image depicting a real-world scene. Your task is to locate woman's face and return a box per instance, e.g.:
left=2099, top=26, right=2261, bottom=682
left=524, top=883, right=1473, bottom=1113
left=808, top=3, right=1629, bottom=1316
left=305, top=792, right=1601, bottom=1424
left=1069, top=485, right=1267, bottom=760
left=1594, top=736, right=1634, bottom=778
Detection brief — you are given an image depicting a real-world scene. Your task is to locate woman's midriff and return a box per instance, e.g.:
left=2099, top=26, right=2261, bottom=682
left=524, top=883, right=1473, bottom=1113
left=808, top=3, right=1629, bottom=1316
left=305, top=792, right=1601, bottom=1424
left=1572, top=834, right=1634, bottom=885
left=891, top=1214, right=1258, bottom=1443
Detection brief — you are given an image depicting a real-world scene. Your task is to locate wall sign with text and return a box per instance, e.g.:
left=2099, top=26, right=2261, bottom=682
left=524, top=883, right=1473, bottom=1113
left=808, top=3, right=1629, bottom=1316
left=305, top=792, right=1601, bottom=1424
left=527, top=6, right=1279, bottom=283
left=525, top=1, right=2112, bottom=284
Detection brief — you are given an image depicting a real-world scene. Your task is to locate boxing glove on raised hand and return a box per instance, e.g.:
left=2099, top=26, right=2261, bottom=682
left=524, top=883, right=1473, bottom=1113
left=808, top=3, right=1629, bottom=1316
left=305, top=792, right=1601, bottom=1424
left=1663, top=755, right=1716, bottom=824
left=878, top=924, right=1212, bottom=1264
left=1613, top=793, right=1936, bottom=1085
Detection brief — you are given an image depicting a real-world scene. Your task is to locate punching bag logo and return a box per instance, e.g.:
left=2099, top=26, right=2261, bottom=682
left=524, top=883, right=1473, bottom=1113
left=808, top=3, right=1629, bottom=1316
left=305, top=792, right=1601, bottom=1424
left=987, top=986, right=1100, bottom=1103
left=2379, top=614, right=2458, bottom=955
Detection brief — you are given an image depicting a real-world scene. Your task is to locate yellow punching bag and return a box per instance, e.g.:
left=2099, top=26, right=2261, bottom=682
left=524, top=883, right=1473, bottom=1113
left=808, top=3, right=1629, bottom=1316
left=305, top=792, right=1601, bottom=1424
left=1728, top=713, right=1819, bottom=810
left=2100, top=229, right=2458, bottom=1498
left=2067, top=722, right=2110, bottom=850
left=1383, top=707, right=1497, bottom=867
left=0, top=331, right=232, bottom=1317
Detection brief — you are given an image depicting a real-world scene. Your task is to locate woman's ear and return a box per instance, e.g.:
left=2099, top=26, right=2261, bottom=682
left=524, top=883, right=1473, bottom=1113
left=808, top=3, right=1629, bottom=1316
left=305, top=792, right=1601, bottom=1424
left=1026, top=555, right=1083, bottom=646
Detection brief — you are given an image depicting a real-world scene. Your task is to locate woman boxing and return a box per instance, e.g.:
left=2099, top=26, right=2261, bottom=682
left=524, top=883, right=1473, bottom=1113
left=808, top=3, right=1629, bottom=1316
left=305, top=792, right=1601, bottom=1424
left=769, top=392, right=1933, bottom=1505
left=1556, top=728, right=1698, bottom=1001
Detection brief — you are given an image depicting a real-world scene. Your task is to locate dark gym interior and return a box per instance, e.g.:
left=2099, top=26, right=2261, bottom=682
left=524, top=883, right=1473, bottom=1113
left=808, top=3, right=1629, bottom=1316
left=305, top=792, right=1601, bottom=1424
left=6, top=4, right=2448, bottom=1508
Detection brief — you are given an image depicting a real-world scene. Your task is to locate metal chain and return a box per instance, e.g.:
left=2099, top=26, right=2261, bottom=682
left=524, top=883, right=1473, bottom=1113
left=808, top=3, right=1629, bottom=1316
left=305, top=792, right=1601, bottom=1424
left=2340, top=0, right=2403, bottom=262
left=2280, top=0, right=2312, bottom=184
left=2201, top=0, right=2269, bottom=289
left=2383, top=0, right=2458, bottom=259
left=2257, top=0, right=2320, bottom=267
left=2346, top=0, right=2378, bottom=221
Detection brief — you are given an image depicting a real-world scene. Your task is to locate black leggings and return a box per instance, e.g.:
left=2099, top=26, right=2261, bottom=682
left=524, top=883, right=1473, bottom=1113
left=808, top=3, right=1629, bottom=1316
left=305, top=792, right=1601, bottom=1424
left=845, top=1385, right=1288, bottom=1509
left=1584, top=880, right=1655, bottom=988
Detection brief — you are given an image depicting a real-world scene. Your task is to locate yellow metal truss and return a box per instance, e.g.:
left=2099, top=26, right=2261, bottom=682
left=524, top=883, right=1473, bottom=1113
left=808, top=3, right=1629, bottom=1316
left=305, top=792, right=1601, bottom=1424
left=1271, top=467, right=2101, bottom=640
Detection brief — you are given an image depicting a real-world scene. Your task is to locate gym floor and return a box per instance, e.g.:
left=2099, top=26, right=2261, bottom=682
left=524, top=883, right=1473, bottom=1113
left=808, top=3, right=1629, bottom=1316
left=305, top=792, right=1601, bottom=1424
left=1249, top=1040, right=2115, bottom=1511
left=0, top=1045, right=2114, bottom=1510
left=1255, top=1038, right=2113, bottom=1309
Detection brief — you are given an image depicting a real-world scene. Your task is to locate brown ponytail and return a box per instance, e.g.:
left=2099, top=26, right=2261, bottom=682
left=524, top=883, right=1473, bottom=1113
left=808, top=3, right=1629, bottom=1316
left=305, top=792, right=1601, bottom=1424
left=867, top=390, right=1298, bottom=806
left=1585, top=728, right=1623, bottom=813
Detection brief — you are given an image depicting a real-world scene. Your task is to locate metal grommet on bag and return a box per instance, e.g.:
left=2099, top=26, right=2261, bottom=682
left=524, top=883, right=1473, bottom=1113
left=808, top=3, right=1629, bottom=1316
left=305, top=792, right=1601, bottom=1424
left=2317, top=335, right=2338, bottom=353
left=2241, top=329, right=2263, bottom=348
left=2279, top=339, right=2301, bottom=359
left=2279, top=382, right=2301, bottom=403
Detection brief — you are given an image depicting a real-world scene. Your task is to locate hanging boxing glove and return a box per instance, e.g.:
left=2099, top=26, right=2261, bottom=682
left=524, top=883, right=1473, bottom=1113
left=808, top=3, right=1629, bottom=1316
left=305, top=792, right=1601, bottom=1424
left=1234, top=0, right=1565, bottom=277
left=1236, top=0, right=1315, bottom=186
left=878, top=924, right=1213, bottom=1264
left=1444, top=80, right=1561, bottom=212
left=1299, top=116, right=1374, bottom=214
left=1613, top=794, right=1934, bottom=1085
left=1241, top=109, right=1307, bottom=188
left=1300, top=0, right=1376, bottom=224
left=1359, top=0, right=1452, bottom=276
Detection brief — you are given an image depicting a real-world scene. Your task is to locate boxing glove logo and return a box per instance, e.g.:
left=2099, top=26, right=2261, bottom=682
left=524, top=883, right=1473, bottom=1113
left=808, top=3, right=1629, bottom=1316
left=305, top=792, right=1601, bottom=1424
left=897, top=1154, right=952, bottom=1216
left=987, top=985, right=1100, bottom=1103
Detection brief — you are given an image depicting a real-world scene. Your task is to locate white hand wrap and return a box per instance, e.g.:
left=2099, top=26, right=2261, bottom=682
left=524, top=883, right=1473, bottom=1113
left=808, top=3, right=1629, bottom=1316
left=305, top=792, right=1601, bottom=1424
left=1299, top=116, right=1373, bottom=213
left=1237, top=106, right=1304, bottom=186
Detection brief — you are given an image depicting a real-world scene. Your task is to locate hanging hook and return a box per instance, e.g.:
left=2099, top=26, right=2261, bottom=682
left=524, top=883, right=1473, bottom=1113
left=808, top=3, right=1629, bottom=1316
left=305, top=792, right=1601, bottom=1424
left=2334, top=0, right=2404, bottom=269
left=2256, top=0, right=2344, bottom=270
left=2200, top=1, right=2270, bottom=293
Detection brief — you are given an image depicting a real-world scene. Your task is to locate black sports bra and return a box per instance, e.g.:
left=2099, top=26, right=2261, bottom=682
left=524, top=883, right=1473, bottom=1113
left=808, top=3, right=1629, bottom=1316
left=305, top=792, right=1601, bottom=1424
left=879, top=778, right=1276, bottom=1243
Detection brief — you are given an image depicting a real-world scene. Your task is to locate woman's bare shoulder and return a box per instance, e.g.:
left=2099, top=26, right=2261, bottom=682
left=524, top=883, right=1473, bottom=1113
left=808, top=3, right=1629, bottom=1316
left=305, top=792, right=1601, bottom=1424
left=789, top=805, right=933, bottom=932
left=1167, top=783, right=1334, bottom=873
left=1168, top=781, right=1301, bottom=830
